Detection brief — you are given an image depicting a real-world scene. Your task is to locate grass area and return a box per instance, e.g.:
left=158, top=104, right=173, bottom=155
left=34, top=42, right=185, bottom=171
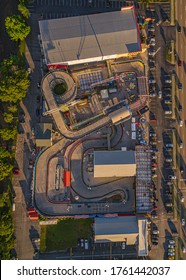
left=40, top=218, right=93, bottom=253
left=54, top=82, right=67, bottom=95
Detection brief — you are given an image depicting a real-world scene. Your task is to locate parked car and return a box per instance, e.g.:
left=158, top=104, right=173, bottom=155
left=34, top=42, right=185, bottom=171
left=165, top=79, right=172, bottom=84
left=165, top=143, right=173, bottom=148
left=150, top=141, right=157, bottom=145
left=151, top=210, right=158, bottom=218
left=168, top=251, right=175, bottom=256
left=181, top=219, right=185, bottom=226
left=139, top=106, right=149, bottom=115
left=164, top=110, right=172, bottom=115
left=36, top=108, right=40, bottom=116
left=152, top=229, right=159, bottom=235
left=166, top=181, right=173, bottom=186
left=13, top=167, right=20, bottom=175
left=158, top=91, right=162, bottom=99
left=165, top=147, right=173, bottom=151
left=149, top=62, right=156, bottom=69
left=169, top=239, right=175, bottom=245
left=178, top=25, right=181, bottom=32
left=179, top=120, right=183, bottom=127
left=31, top=127, right=35, bottom=136
left=165, top=157, right=173, bottom=163
left=37, top=95, right=40, bottom=103
left=180, top=193, right=184, bottom=202
left=148, top=27, right=155, bottom=32
left=180, top=167, right=184, bottom=174
left=152, top=148, right=158, bottom=153
left=179, top=141, right=183, bottom=149
left=80, top=239, right=84, bottom=247
left=150, top=132, right=156, bottom=137
left=178, top=82, right=182, bottom=90
left=84, top=239, right=89, bottom=250
left=164, top=98, right=172, bottom=104
left=179, top=104, right=182, bottom=112
left=149, top=79, right=156, bottom=84
left=168, top=175, right=177, bottom=180
left=149, top=91, right=156, bottom=97
left=122, top=242, right=126, bottom=250
left=178, top=60, right=182, bottom=67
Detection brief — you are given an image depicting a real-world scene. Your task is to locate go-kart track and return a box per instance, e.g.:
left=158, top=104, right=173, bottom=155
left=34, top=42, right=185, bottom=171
left=34, top=66, right=148, bottom=217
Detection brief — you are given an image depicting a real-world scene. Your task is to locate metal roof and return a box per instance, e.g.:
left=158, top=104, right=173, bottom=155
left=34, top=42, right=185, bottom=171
left=94, top=150, right=136, bottom=165
left=39, top=7, right=141, bottom=65
left=35, top=123, right=52, bottom=147
left=94, top=216, right=138, bottom=243
left=94, top=150, right=136, bottom=178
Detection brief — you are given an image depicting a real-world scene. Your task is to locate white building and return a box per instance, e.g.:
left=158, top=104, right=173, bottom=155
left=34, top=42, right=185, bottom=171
left=94, top=150, right=136, bottom=178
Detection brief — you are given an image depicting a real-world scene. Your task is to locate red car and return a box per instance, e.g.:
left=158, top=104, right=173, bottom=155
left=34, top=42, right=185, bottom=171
left=13, top=167, right=20, bottom=175
left=152, top=162, right=157, bottom=167
left=178, top=60, right=182, bottom=67
left=150, top=117, right=157, bottom=122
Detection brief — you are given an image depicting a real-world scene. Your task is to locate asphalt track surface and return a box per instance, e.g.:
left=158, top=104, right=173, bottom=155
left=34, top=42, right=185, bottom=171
left=34, top=66, right=147, bottom=216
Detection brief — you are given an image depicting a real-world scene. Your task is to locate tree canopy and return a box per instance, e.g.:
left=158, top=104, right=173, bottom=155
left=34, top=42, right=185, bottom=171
left=0, top=56, right=30, bottom=103
left=5, top=15, right=30, bottom=41
left=0, top=148, right=13, bottom=181
left=0, top=127, right=17, bottom=141
left=18, top=3, right=30, bottom=19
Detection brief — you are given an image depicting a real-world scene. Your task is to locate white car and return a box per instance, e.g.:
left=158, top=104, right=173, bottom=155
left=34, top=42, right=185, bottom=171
left=168, top=244, right=175, bottom=249
left=122, top=242, right=126, bottom=250
left=179, top=141, right=183, bottom=149
left=169, top=239, right=175, bottom=245
left=84, top=239, right=88, bottom=250
left=181, top=219, right=185, bottom=226
left=179, top=120, right=183, bottom=127
left=183, top=247, right=186, bottom=253
left=158, top=91, right=162, bottom=99
left=149, top=79, right=156, bottom=84
left=152, top=229, right=159, bottom=235
left=180, top=194, right=184, bottom=203
left=165, top=79, right=172, bottom=83
left=168, top=175, right=177, bottom=180
left=168, top=251, right=175, bottom=256
left=150, top=38, right=156, bottom=46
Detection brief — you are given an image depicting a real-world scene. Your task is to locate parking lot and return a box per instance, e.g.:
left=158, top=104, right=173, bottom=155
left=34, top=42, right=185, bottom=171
left=28, top=0, right=134, bottom=20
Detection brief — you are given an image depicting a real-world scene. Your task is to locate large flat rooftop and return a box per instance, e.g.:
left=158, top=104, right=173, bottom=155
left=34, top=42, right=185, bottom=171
left=39, top=7, right=141, bottom=65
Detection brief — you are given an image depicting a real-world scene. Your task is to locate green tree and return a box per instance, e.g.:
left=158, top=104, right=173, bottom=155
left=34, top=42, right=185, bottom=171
left=0, top=197, right=14, bottom=259
left=8, top=104, right=18, bottom=114
left=4, top=113, right=14, bottom=123
left=18, top=3, right=30, bottom=18
left=0, top=127, right=17, bottom=141
left=5, top=15, right=30, bottom=42
left=0, top=148, right=13, bottom=181
left=0, top=69, right=30, bottom=103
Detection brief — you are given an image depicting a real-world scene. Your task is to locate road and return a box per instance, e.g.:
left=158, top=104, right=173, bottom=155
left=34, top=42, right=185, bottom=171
left=176, top=0, right=186, bottom=259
